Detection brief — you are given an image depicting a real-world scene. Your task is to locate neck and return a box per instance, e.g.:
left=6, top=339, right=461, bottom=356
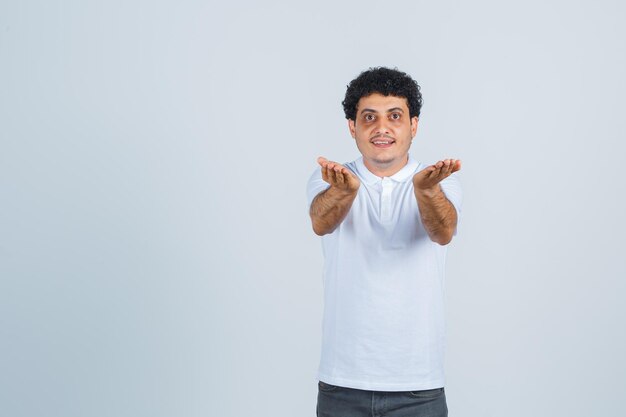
left=363, top=154, right=409, bottom=178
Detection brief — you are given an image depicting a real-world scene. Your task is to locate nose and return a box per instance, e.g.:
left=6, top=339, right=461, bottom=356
left=373, top=118, right=390, bottom=136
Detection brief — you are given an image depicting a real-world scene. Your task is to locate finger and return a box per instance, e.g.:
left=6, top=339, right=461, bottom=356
left=334, top=167, right=345, bottom=185
left=330, top=161, right=344, bottom=171
left=452, top=159, right=462, bottom=172
left=317, top=156, right=328, bottom=167
left=418, top=167, right=435, bottom=183
left=430, top=161, right=448, bottom=181
left=321, top=166, right=329, bottom=182
left=428, top=163, right=443, bottom=178
left=342, top=167, right=355, bottom=180
left=449, top=159, right=458, bottom=174
left=327, top=166, right=338, bottom=184
left=444, top=159, right=454, bottom=176
left=427, top=161, right=444, bottom=179
left=443, top=160, right=454, bottom=178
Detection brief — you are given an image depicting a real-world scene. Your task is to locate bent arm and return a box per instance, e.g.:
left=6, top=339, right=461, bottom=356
left=413, top=158, right=461, bottom=245
left=309, top=157, right=360, bottom=236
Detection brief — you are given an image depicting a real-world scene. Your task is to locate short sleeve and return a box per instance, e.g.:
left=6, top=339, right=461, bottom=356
left=439, top=172, right=463, bottom=236
left=306, top=167, right=330, bottom=209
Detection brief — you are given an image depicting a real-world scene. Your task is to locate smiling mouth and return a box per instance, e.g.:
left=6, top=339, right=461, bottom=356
left=371, top=138, right=395, bottom=148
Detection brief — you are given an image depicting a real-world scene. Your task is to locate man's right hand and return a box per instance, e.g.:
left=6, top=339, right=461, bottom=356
left=310, top=157, right=360, bottom=236
left=317, top=157, right=360, bottom=194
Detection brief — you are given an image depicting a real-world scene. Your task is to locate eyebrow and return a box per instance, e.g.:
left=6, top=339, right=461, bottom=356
left=360, top=107, right=405, bottom=115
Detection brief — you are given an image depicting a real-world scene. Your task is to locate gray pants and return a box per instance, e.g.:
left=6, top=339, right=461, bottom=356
left=316, top=381, right=448, bottom=417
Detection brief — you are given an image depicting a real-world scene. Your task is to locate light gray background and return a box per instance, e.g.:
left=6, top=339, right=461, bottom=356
left=1, top=1, right=625, bottom=416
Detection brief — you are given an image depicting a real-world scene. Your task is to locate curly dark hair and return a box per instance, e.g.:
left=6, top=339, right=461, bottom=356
left=342, top=67, right=423, bottom=121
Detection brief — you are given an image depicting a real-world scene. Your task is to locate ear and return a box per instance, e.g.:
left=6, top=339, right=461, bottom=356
left=411, top=116, right=418, bottom=137
left=348, top=119, right=356, bottom=139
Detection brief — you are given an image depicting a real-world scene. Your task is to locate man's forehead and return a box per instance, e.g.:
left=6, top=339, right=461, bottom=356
left=357, top=93, right=409, bottom=111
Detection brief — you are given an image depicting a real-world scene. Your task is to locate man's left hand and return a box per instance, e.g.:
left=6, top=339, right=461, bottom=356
left=413, top=159, right=461, bottom=192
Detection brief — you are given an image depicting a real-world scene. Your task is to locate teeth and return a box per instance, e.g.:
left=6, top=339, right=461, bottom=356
left=373, top=141, right=391, bottom=144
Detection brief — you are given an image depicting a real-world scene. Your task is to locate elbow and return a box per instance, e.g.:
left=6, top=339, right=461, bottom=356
left=311, top=218, right=335, bottom=236
left=311, top=219, right=328, bottom=236
left=312, top=225, right=326, bottom=236
left=431, top=230, right=454, bottom=246
left=312, top=224, right=334, bottom=236
left=428, top=222, right=457, bottom=245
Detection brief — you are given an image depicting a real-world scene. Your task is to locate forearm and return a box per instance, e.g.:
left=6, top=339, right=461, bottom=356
left=309, top=186, right=358, bottom=236
left=414, top=185, right=458, bottom=245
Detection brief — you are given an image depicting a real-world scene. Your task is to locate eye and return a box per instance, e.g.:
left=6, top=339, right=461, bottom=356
left=390, top=113, right=401, bottom=120
left=364, top=114, right=375, bottom=122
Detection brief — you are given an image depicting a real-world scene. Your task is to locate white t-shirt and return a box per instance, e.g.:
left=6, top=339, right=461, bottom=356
left=306, top=154, right=463, bottom=392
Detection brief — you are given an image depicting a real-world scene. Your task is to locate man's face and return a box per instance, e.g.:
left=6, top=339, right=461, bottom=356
left=348, top=93, right=418, bottom=176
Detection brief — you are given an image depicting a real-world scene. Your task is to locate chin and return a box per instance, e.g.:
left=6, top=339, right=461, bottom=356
left=370, top=155, right=398, bottom=165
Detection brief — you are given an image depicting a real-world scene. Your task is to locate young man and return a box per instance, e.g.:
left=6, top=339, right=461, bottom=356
left=307, top=67, right=462, bottom=417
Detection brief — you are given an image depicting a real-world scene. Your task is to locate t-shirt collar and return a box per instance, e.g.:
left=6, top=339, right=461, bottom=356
left=355, top=154, right=420, bottom=185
